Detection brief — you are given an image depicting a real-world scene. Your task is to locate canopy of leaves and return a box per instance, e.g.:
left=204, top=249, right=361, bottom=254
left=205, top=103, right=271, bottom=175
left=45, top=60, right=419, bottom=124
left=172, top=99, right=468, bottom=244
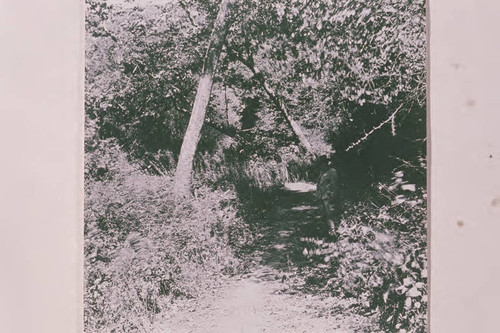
left=86, top=0, right=426, bottom=187
left=85, top=1, right=427, bottom=331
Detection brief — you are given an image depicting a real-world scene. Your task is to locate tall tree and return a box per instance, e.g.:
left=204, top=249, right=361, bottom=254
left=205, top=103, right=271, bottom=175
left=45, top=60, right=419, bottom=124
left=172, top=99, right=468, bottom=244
left=86, top=0, right=425, bottom=186
left=173, top=0, right=230, bottom=196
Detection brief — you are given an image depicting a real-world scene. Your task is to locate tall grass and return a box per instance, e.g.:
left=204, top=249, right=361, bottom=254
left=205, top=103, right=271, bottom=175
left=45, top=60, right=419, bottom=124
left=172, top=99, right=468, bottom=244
left=84, top=144, right=253, bottom=333
left=194, top=146, right=316, bottom=191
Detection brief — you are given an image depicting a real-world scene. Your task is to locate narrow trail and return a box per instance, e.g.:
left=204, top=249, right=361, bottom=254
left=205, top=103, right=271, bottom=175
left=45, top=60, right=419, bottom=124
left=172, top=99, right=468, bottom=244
left=163, top=183, right=378, bottom=333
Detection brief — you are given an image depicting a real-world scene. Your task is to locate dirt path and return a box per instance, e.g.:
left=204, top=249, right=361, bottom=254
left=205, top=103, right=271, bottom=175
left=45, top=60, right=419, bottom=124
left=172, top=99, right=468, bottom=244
left=161, top=183, right=378, bottom=333
left=163, top=268, right=375, bottom=332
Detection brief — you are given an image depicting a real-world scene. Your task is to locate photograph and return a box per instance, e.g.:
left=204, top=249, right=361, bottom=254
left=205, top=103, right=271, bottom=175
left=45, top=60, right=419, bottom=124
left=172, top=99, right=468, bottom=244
left=84, top=0, right=427, bottom=332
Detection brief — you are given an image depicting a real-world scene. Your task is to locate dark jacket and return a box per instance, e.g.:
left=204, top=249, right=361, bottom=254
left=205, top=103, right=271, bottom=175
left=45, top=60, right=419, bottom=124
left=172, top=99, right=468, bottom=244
left=317, top=168, right=339, bottom=200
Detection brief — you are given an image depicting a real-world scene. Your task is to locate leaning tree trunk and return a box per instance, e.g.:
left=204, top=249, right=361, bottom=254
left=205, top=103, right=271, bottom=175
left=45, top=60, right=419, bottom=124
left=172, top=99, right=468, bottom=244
left=233, top=50, right=315, bottom=155
left=256, top=71, right=314, bottom=154
left=173, top=0, right=230, bottom=197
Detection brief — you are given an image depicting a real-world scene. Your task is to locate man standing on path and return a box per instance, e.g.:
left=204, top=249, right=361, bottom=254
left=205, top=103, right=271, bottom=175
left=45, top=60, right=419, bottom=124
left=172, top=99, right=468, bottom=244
left=316, top=155, right=341, bottom=236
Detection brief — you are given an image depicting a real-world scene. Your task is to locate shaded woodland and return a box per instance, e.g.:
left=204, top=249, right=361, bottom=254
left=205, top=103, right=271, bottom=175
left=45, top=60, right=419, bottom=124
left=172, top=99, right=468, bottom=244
left=85, top=0, right=427, bottom=332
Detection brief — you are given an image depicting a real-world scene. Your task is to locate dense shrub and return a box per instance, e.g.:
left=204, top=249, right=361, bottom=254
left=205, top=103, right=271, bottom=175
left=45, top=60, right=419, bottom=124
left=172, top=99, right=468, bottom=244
left=84, top=146, right=252, bottom=333
left=302, top=166, right=427, bottom=332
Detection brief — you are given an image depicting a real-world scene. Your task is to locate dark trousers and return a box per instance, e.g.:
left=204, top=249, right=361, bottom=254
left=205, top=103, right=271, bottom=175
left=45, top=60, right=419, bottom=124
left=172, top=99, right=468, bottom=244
left=322, top=198, right=340, bottom=232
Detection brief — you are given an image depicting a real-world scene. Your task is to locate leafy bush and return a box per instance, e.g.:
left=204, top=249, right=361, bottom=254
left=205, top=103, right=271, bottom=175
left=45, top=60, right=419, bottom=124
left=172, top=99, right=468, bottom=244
left=302, top=166, right=427, bottom=332
left=84, top=145, right=252, bottom=333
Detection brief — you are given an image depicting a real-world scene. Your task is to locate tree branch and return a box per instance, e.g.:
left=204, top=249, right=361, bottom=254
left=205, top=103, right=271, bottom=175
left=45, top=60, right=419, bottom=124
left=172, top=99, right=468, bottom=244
left=226, top=47, right=315, bottom=155
left=178, top=0, right=198, bottom=28
left=174, top=106, right=277, bottom=142
left=345, top=104, right=404, bottom=152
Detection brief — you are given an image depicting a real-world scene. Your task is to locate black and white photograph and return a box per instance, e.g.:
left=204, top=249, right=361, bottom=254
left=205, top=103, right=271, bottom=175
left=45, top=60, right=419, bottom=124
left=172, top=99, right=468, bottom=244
left=84, top=0, right=427, bottom=332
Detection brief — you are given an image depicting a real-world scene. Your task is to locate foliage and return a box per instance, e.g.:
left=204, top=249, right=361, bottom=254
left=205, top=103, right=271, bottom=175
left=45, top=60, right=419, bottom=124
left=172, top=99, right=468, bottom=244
left=302, top=166, right=427, bottom=332
left=85, top=0, right=427, bottom=331
left=86, top=0, right=214, bottom=170
left=86, top=0, right=426, bottom=183
left=224, top=0, right=425, bottom=162
left=84, top=144, right=252, bottom=332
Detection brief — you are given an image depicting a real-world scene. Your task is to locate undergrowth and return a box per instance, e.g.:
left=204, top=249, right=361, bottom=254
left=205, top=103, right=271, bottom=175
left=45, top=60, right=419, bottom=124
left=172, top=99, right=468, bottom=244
left=84, top=142, right=253, bottom=333
left=301, top=166, right=427, bottom=333
left=85, top=135, right=427, bottom=333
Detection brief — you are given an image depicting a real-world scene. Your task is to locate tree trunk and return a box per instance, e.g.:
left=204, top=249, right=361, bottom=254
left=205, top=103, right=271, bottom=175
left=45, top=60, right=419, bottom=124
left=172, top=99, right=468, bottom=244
left=233, top=51, right=315, bottom=155
left=173, top=0, right=230, bottom=197
left=258, top=74, right=315, bottom=154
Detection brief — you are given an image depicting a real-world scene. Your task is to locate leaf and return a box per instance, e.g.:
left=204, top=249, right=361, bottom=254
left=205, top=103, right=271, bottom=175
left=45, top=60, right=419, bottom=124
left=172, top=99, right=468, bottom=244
left=407, top=286, right=421, bottom=297
left=383, top=290, right=389, bottom=303
left=403, top=277, right=413, bottom=286
left=396, top=285, right=408, bottom=294
left=393, top=196, right=406, bottom=205
left=405, top=297, right=412, bottom=308
left=401, top=184, right=416, bottom=192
